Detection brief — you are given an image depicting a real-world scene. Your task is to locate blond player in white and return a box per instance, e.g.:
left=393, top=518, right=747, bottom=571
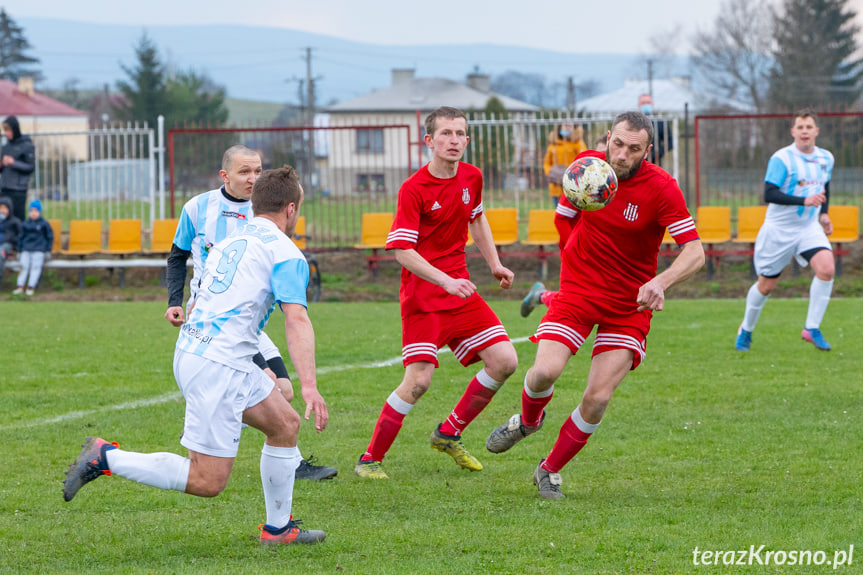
left=63, top=165, right=330, bottom=545
left=736, top=109, right=836, bottom=352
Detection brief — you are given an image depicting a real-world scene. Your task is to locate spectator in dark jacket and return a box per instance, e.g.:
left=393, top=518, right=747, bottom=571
left=14, top=199, right=52, bottom=296
left=0, top=196, right=21, bottom=282
left=1, top=116, right=36, bottom=222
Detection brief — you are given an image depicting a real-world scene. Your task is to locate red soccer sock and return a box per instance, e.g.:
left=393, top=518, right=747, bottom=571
left=542, top=414, right=594, bottom=473
left=439, top=374, right=499, bottom=436
left=362, top=401, right=408, bottom=462
left=540, top=290, right=558, bottom=307
left=521, top=385, right=553, bottom=428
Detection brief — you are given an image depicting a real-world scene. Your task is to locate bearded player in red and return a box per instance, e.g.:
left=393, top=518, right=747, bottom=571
left=486, top=111, right=705, bottom=499
left=355, top=106, right=518, bottom=479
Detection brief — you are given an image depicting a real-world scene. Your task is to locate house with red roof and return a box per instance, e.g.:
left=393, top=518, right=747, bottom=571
left=0, top=77, right=89, bottom=158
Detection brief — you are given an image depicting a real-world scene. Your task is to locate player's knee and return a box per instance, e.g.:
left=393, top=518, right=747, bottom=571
left=196, top=481, right=227, bottom=498
left=487, top=353, right=518, bottom=381
left=581, top=390, right=612, bottom=417
left=528, top=364, right=559, bottom=390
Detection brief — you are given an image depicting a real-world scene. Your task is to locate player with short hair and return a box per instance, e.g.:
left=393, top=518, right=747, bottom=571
left=486, top=111, right=704, bottom=499
left=735, top=109, right=836, bottom=352
left=355, top=106, right=518, bottom=479
left=520, top=132, right=609, bottom=318
left=164, top=145, right=336, bottom=480
left=63, top=165, right=329, bottom=545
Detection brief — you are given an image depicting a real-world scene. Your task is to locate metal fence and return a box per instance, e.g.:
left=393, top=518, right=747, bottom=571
left=24, top=124, right=161, bottom=228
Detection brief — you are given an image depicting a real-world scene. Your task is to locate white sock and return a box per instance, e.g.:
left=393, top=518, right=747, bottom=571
left=741, top=283, right=769, bottom=332
left=106, top=449, right=190, bottom=492
left=805, top=277, right=833, bottom=330
left=261, top=443, right=301, bottom=529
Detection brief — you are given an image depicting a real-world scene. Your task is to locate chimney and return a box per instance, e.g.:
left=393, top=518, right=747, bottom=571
left=17, top=76, right=34, bottom=97
left=466, top=73, right=490, bottom=93
left=392, top=68, right=415, bottom=87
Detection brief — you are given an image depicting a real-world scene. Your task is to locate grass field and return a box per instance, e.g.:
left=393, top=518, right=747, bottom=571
left=1, top=299, right=861, bottom=574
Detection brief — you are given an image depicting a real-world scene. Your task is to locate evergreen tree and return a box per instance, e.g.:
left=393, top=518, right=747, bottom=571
left=164, top=70, right=229, bottom=127
left=768, top=0, right=863, bottom=110
left=114, top=32, right=167, bottom=127
left=0, top=8, right=41, bottom=81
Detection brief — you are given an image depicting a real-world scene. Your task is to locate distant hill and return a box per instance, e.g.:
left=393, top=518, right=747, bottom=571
left=20, top=17, right=691, bottom=106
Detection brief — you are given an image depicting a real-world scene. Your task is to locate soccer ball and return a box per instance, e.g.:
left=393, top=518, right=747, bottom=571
left=562, top=156, right=618, bottom=211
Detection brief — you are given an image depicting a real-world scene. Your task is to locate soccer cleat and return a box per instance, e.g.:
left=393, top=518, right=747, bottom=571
left=533, top=459, right=565, bottom=500
left=295, top=456, right=338, bottom=481
left=354, top=458, right=389, bottom=479
left=430, top=424, right=483, bottom=472
left=62, top=437, right=119, bottom=502
left=259, top=519, right=326, bottom=545
left=24, top=288, right=34, bottom=296
left=735, top=327, right=752, bottom=352
left=12, top=287, right=23, bottom=295
left=801, top=328, right=831, bottom=351
left=520, top=282, right=547, bottom=318
left=486, top=412, right=545, bottom=454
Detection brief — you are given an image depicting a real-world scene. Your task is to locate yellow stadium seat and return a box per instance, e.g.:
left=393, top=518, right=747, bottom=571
left=696, top=206, right=732, bottom=244
left=354, top=212, right=395, bottom=275
left=146, top=219, right=179, bottom=254
left=293, top=216, right=307, bottom=251
left=60, top=220, right=102, bottom=256
left=828, top=205, right=859, bottom=276
left=696, top=206, right=731, bottom=279
left=521, top=210, right=558, bottom=246
left=48, top=219, right=62, bottom=253
left=732, top=206, right=767, bottom=244
left=105, top=219, right=142, bottom=254
left=484, top=208, right=518, bottom=246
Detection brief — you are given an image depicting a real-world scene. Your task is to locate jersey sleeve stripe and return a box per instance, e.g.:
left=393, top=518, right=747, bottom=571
left=471, top=202, right=484, bottom=218
left=387, top=229, right=419, bottom=243
left=667, top=217, right=696, bottom=235
left=556, top=203, right=579, bottom=218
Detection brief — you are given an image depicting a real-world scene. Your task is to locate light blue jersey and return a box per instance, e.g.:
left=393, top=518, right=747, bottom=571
left=173, top=187, right=253, bottom=301
left=176, top=217, right=309, bottom=371
left=764, top=144, right=834, bottom=230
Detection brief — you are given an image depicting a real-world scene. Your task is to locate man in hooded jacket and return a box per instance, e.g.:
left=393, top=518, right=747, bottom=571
left=1, top=116, right=36, bottom=222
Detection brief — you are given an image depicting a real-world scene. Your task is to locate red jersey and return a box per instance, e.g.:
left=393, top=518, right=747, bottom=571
left=386, top=163, right=484, bottom=315
left=558, top=150, right=698, bottom=314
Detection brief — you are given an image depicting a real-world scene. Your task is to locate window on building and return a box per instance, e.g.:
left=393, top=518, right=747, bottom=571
left=356, top=129, right=384, bottom=154
left=356, top=173, right=385, bottom=193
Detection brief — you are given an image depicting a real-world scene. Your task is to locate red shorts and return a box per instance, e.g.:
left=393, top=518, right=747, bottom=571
left=530, top=294, right=650, bottom=370
left=401, top=296, right=509, bottom=368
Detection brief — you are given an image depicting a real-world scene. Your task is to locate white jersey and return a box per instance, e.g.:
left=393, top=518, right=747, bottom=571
left=176, top=217, right=309, bottom=371
left=173, top=187, right=253, bottom=301
left=763, top=143, right=834, bottom=230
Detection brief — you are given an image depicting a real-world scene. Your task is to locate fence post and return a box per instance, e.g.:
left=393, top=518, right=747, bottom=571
left=158, top=115, right=166, bottom=220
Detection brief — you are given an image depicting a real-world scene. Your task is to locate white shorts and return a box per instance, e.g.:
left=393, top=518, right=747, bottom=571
left=753, top=220, right=831, bottom=278
left=173, top=349, right=275, bottom=458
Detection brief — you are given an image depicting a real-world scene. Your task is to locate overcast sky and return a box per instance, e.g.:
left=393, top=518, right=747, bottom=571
left=0, top=0, right=813, bottom=54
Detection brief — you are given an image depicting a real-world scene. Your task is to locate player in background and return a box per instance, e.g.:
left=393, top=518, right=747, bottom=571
left=485, top=112, right=704, bottom=499
left=519, top=132, right=609, bottom=318
left=63, top=165, right=329, bottom=545
left=735, top=109, right=835, bottom=352
left=355, top=106, right=518, bottom=479
left=164, top=145, right=336, bottom=480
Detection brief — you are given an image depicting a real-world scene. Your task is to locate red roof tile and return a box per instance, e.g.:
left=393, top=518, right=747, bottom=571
left=0, top=79, right=86, bottom=117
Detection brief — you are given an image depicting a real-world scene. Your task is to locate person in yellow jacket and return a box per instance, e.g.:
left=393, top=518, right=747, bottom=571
left=544, top=123, right=586, bottom=206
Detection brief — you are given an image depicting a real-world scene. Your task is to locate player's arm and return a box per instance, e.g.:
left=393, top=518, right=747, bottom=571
left=468, top=213, right=513, bottom=290
left=165, top=243, right=191, bottom=326
left=763, top=157, right=825, bottom=207
left=819, top=181, right=833, bottom=235
left=394, top=248, right=477, bottom=299
left=554, top=196, right=580, bottom=250
left=281, top=302, right=327, bottom=431
left=637, top=239, right=704, bottom=312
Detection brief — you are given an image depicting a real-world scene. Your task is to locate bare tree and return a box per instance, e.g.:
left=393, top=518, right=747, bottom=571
left=691, top=0, right=774, bottom=111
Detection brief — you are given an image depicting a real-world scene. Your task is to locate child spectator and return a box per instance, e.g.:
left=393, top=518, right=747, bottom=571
left=0, top=196, right=21, bottom=283
left=14, top=199, right=52, bottom=296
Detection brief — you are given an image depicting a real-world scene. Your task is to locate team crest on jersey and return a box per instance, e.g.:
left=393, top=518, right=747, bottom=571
left=623, top=202, right=639, bottom=222
left=462, top=188, right=470, bottom=204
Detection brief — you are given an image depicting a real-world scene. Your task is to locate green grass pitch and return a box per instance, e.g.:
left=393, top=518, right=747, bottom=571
left=1, top=299, right=861, bottom=574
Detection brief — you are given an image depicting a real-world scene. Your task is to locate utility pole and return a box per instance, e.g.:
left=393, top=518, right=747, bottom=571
left=566, top=76, right=576, bottom=114
left=647, top=59, right=654, bottom=101
left=303, top=47, right=316, bottom=195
